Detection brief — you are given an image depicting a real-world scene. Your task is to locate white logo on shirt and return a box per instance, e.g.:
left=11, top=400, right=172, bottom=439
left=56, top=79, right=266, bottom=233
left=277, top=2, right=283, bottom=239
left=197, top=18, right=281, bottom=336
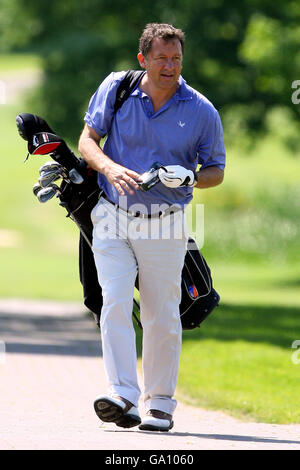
left=177, top=121, right=186, bottom=128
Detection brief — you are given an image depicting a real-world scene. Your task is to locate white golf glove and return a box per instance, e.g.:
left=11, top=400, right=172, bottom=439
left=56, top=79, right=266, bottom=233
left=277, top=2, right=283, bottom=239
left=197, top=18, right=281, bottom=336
left=158, top=165, right=197, bottom=188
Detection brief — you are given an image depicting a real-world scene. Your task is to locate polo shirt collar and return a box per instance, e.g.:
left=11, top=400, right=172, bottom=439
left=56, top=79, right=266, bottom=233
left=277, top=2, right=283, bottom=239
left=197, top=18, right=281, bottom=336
left=131, top=75, right=193, bottom=101
left=175, top=76, right=193, bottom=101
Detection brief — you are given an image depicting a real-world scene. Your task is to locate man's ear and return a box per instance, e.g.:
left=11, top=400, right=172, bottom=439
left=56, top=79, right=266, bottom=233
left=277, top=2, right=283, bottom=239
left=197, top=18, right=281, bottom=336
left=137, top=52, right=146, bottom=69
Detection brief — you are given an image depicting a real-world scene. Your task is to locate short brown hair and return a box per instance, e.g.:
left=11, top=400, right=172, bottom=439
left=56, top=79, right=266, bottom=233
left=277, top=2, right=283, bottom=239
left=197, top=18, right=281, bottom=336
left=139, top=23, right=185, bottom=57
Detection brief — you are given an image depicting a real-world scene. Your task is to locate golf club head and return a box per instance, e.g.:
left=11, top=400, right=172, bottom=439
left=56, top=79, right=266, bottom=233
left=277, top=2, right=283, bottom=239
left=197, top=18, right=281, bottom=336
left=16, top=113, right=55, bottom=141
left=68, top=168, right=84, bottom=184
left=33, top=182, right=42, bottom=197
left=16, top=112, right=87, bottom=180
left=28, top=132, right=64, bottom=156
left=29, top=132, right=84, bottom=175
left=36, top=184, right=60, bottom=203
left=38, top=170, right=62, bottom=188
left=39, top=161, right=63, bottom=175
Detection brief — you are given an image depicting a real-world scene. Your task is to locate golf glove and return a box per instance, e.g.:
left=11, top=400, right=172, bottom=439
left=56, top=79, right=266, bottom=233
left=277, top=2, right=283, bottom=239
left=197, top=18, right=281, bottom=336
left=158, top=165, right=197, bottom=188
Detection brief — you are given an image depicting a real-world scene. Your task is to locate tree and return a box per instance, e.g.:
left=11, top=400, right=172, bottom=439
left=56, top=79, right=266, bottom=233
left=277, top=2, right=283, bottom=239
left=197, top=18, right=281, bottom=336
left=1, top=0, right=299, bottom=146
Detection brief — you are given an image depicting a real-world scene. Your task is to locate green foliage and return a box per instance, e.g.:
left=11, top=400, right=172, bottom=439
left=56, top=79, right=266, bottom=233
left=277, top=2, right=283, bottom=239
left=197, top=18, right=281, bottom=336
left=201, top=185, right=300, bottom=265
left=27, top=31, right=123, bottom=141
left=193, top=138, right=300, bottom=265
left=238, top=12, right=300, bottom=127
left=0, top=0, right=39, bottom=51
left=1, top=0, right=299, bottom=145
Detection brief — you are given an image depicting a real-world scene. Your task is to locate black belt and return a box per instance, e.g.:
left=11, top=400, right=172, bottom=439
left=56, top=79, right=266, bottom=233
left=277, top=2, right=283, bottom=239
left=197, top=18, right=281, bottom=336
left=101, top=193, right=182, bottom=219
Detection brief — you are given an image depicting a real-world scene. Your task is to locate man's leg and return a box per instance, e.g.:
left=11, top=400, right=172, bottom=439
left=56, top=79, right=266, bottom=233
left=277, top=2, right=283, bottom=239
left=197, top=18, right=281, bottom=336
left=130, top=211, right=188, bottom=417
left=91, top=198, right=140, bottom=406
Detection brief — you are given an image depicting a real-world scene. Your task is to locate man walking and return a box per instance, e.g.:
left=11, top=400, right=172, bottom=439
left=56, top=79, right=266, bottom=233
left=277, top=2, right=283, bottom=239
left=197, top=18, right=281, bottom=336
left=78, top=23, right=225, bottom=432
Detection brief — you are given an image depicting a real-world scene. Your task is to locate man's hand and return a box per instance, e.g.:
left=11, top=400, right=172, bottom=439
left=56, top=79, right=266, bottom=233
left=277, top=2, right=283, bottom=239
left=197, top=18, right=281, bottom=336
left=78, top=124, right=141, bottom=195
left=104, top=161, right=141, bottom=196
left=158, top=165, right=197, bottom=188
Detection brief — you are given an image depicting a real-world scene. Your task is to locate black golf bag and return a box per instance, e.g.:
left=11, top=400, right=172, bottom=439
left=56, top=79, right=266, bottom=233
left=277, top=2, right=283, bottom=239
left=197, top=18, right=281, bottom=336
left=16, top=112, right=220, bottom=330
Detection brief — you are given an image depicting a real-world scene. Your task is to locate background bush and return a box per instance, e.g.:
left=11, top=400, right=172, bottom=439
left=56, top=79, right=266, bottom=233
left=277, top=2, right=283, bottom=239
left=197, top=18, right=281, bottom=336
left=1, top=0, right=300, bottom=145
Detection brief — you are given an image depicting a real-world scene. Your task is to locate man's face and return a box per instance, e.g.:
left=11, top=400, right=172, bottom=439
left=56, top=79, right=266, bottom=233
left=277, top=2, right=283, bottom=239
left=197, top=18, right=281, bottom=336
left=138, top=37, right=183, bottom=91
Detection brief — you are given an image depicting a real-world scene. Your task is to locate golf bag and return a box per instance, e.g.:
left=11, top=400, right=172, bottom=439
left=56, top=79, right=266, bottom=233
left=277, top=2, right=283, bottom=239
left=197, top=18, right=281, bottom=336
left=59, top=177, right=221, bottom=330
left=16, top=74, right=220, bottom=330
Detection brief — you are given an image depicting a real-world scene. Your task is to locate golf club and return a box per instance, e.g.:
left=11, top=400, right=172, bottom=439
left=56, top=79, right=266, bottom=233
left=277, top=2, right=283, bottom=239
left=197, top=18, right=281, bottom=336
left=138, top=161, right=166, bottom=192
left=39, top=161, right=63, bottom=175
left=33, top=182, right=42, bottom=197
left=37, top=184, right=61, bottom=203
left=39, top=167, right=68, bottom=188
left=68, top=168, right=84, bottom=184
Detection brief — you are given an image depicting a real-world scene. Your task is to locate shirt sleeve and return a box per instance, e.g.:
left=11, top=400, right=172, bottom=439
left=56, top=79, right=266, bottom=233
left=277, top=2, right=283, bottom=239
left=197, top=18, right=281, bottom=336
left=84, top=72, right=126, bottom=137
left=197, top=109, right=226, bottom=170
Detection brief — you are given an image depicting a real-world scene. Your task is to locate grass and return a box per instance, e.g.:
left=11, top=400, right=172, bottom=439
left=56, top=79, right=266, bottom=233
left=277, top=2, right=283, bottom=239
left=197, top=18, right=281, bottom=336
left=213, top=262, right=300, bottom=307
left=134, top=292, right=300, bottom=423
left=1, top=54, right=300, bottom=424
left=191, top=139, right=300, bottom=265
left=175, top=138, right=300, bottom=423
left=0, top=103, right=82, bottom=300
left=0, top=53, right=41, bottom=72
left=178, top=335, right=300, bottom=423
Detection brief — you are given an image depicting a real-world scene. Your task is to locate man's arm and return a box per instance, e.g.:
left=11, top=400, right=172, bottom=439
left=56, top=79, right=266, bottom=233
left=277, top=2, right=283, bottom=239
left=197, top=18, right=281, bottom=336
left=78, top=124, right=141, bottom=195
left=194, top=166, right=224, bottom=189
left=158, top=164, right=224, bottom=189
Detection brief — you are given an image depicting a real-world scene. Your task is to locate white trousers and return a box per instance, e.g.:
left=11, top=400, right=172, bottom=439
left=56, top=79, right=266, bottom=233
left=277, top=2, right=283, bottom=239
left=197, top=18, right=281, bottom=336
left=91, top=197, right=188, bottom=415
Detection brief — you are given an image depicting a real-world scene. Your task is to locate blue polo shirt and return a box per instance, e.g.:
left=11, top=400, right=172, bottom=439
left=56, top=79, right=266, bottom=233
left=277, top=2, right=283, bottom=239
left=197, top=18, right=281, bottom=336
left=84, top=71, right=225, bottom=212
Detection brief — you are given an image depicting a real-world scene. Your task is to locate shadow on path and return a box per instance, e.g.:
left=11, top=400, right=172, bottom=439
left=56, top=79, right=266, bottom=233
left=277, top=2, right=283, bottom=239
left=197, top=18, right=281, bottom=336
left=109, top=429, right=300, bottom=446
left=0, top=302, right=102, bottom=358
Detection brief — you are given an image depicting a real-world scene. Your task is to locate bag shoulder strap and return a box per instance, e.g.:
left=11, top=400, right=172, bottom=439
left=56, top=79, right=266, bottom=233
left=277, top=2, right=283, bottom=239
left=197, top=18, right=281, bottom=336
left=114, top=70, right=144, bottom=113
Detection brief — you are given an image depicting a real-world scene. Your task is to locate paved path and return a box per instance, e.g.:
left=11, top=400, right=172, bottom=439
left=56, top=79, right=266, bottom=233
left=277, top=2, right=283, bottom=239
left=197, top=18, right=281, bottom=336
left=1, top=299, right=300, bottom=451
left=0, top=69, right=41, bottom=105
